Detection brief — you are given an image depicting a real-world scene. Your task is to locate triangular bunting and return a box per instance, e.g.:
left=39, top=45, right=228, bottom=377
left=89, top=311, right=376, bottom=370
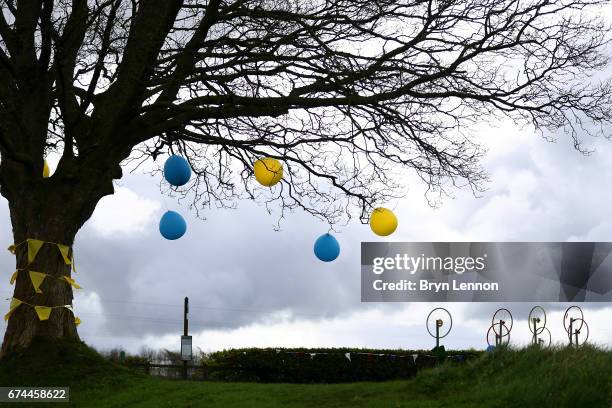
left=345, top=352, right=351, bottom=361
left=75, top=316, right=81, bottom=326
left=62, top=276, right=82, bottom=289
left=56, top=244, right=72, bottom=266
left=27, top=239, right=44, bottom=264
left=4, top=298, right=22, bottom=321
left=34, top=306, right=52, bottom=321
left=7, top=244, right=16, bottom=254
left=9, top=270, right=18, bottom=285
left=29, top=271, right=46, bottom=293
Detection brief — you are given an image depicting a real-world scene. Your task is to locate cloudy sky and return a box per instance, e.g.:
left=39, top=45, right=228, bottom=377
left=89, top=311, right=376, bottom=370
left=3, top=3, right=612, bottom=353
left=2, top=114, right=612, bottom=354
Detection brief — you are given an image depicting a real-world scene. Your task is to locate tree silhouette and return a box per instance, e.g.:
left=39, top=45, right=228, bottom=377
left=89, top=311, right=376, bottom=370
left=1, top=0, right=610, bottom=353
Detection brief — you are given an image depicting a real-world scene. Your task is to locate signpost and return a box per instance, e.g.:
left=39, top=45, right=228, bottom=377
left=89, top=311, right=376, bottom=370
left=181, top=335, right=192, bottom=362
left=181, top=297, right=191, bottom=379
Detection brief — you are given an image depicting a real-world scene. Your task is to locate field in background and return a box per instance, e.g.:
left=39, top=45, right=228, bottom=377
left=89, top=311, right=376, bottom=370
left=0, top=339, right=610, bottom=407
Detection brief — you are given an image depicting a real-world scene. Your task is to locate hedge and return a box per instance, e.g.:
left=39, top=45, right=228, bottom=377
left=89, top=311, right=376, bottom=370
left=201, top=347, right=479, bottom=383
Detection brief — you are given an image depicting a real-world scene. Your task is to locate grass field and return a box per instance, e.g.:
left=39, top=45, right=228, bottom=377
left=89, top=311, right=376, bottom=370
left=1, top=339, right=611, bottom=407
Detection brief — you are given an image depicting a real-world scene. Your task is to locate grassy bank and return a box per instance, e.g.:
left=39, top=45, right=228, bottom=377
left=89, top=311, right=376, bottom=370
left=0, top=339, right=610, bottom=407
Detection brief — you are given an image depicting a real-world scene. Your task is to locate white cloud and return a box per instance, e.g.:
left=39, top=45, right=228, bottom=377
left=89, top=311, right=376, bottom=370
left=88, top=187, right=161, bottom=237
left=73, top=291, right=106, bottom=334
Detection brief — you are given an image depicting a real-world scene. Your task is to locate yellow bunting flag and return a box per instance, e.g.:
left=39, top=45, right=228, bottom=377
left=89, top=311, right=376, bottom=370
left=8, top=240, right=75, bottom=271
left=43, top=160, right=50, bottom=178
left=62, top=276, right=82, bottom=289
left=4, top=298, right=22, bottom=321
left=8, top=269, right=82, bottom=291
left=56, top=244, right=72, bottom=266
left=27, top=239, right=44, bottom=264
left=29, top=271, right=46, bottom=293
left=4, top=299, right=78, bottom=323
left=34, top=305, right=52, bottom=321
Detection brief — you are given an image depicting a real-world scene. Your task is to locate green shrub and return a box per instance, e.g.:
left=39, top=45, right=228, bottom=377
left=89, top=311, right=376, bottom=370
left=202, top=347, right=479, bottom=383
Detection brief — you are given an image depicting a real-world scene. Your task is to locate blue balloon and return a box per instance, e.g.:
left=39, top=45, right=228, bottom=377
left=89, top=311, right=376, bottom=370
left=164, top=155, right=191, bottom=186
left=486, top=345, right=495, bottom=353
left=159, top=211, right=187, bottom=240
left=314, top=233, right=340, bottom=262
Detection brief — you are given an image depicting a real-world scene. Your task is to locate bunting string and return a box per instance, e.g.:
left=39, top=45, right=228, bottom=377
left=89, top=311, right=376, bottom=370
left=4, top=297, right=81, bottom=326
left=254, top=350, right=469, bottom=363
left=5, top=239, right=82, bottom=328
left=273, top=350, right=422, bottom=362
left=8, top=239, right=76, bottom=272
left=9, top=269, right=82, bottom=293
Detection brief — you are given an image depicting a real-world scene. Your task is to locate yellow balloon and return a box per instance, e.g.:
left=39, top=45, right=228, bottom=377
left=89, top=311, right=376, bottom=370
left=43, top=160, right=50, bottom=178
left=254, top=158, right=283, bottom=187
left=370, top=207, right=398, bottom=236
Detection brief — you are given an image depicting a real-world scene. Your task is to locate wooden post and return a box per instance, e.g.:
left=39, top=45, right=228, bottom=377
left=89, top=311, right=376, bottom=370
left=183, top=297, right=189, bottom=380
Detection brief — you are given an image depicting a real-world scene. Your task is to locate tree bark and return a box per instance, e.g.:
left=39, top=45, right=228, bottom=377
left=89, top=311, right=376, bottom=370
left=1, top=241, right=79, bottom=355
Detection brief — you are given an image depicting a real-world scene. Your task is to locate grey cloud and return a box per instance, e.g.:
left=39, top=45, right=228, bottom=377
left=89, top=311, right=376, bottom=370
left=1, top=111, right=612, bottom=350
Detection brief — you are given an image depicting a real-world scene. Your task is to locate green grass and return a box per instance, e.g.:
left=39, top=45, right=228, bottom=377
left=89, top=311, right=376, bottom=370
left=0, top=339, right=610, bottom=407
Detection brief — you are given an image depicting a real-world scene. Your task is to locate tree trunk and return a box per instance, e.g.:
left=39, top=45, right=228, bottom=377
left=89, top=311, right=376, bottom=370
left=1, top=190, right=83, bottom=355
left=0, top=151, right=120, bottom=356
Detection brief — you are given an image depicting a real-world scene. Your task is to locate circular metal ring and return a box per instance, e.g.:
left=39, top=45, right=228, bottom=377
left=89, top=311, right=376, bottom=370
left=528, top=306, right=546, bottom=335
left=487, top=322, right=510, bottom=347
left=492, top=308, right=513, bottom=337
left=567, top=318, right=589, bottom=345
left=537, top=327, right=552, bottom=347
left=426, top=307, right=453, bottom=339
left=563, top=305, right=584, bottom=334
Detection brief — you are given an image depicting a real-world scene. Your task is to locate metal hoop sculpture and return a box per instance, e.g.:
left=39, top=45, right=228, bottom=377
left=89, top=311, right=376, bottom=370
left=426, top=307, right=453, bottom=348
left=487, top=322, right=510, bottom=347
left=566, top=317, right=589, bottom=346
left=537, top=327, right=552, bottom=347
left=528, top=306, right=547, bottom=345
left=563, top=305, right=585, bottom=342
left=492, top=308, right=513, bottom=337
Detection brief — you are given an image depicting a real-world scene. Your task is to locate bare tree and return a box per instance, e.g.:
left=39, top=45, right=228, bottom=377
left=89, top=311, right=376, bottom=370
left=0, top=0, right=610, bottom=354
